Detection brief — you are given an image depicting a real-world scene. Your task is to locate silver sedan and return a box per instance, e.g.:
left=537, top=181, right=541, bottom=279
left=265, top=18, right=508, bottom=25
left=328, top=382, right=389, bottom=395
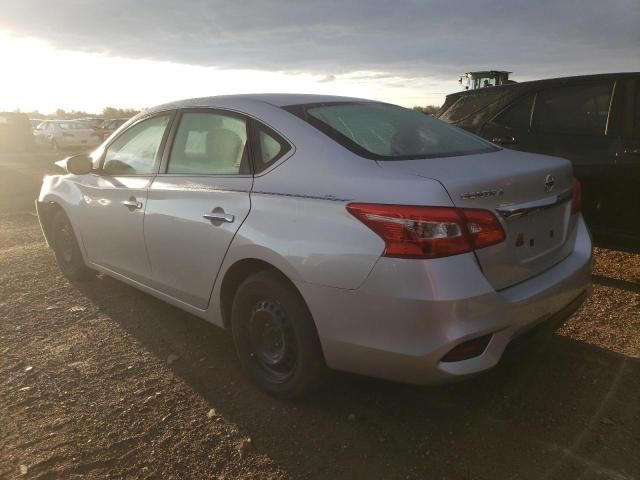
left=34, top=120, right=102, bottom=151
left=36, top=94, right=592, bottom=398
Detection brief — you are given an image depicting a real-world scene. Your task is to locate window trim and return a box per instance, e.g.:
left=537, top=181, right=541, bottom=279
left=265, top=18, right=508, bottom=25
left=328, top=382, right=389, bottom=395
left=97, top=109, right=177, bottom=176
left=283, top=101, right=499, bottom=161
left=529, top=80, right=614, bottom=137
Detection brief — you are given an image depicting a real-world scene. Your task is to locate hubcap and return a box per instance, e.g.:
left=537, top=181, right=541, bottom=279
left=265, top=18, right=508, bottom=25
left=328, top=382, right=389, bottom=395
left=248, top=300, right=296, bottom=382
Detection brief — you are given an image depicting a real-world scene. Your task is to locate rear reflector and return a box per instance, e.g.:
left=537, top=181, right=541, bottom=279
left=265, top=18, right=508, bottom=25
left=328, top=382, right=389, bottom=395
left=441, top=334, right=492, bottom=362
left=571, top=179, right=581, bottom=215
left=346, top=203, right=505, bottom=259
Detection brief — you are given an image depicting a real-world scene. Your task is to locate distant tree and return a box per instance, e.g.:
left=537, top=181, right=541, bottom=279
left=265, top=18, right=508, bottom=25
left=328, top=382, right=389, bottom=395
left=18, top=107, right=141, bottom=119
left=102, top=106, right=140, bottom=118
left=413, top=105, right=441, bottom=115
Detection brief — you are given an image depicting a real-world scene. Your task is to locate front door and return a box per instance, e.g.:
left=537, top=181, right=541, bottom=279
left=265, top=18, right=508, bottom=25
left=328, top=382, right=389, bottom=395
left=75, top=113, right=173, bottom=282
left=143, top=110, right=253, bottom=309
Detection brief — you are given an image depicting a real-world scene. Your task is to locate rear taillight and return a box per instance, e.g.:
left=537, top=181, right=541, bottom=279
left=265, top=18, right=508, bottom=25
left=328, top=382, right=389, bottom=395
left=346, top=203, right=505, bottom=259
left=571, top=179, right=581, bottom=215
left=62, top=132, right=73, bottom=138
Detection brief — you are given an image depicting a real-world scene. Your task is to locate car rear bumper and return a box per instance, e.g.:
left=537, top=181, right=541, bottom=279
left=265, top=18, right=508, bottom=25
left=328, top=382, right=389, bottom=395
left=296, top=215, right=592, bottom=384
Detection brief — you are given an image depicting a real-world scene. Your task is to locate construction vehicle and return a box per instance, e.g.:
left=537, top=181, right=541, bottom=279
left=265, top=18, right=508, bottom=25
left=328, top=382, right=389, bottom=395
left=459, top=70, right=514, bottom=90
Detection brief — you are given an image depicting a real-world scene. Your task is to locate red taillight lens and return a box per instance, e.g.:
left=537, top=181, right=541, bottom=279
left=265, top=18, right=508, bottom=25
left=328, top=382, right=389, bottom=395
left=571, top=179, right=581, bottom=215
left=441, top=334, right=492, bottom=362
left=346, top=203, right=505, bottom=259
left=461, top=208, right=507, bottom=249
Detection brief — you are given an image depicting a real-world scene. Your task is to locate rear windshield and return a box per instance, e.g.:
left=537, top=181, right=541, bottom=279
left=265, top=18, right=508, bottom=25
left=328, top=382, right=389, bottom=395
left=284, top=102, right=498, bottom=160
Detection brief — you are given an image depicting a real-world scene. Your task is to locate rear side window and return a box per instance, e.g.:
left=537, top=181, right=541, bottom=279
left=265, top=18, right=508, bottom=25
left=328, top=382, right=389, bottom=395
left=439, top=90, right=506, bottom=123
left=533, top=83, right=612, bottom=135
left=285, top=102, right=497, bottom=160
left=167, top=112, right=249, bottom=175
left=492, top=95, right=534, bottom=131
left=253, top=125, right=291, bottom=173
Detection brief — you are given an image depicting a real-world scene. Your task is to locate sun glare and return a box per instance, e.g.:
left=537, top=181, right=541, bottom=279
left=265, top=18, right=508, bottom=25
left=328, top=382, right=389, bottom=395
left=0, top=30, right=446, bottom=114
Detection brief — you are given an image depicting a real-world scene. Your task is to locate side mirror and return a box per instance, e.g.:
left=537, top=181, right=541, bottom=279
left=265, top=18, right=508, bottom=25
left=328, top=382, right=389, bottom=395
left=55, top=154, right=93, bottom=175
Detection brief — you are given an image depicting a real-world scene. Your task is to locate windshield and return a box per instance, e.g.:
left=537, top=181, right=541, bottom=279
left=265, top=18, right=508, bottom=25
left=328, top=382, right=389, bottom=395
left=284, top=101, right=498, bottom=160
left=58, top=121, right=87, bottom=130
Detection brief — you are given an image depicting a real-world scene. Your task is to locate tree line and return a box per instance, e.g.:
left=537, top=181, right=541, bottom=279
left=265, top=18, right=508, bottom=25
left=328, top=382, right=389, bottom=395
left=16, top=107, right=141, bottom=120
left=15, top=105, right=440, bottom=119
left=412, top=105, right=440, bottom=115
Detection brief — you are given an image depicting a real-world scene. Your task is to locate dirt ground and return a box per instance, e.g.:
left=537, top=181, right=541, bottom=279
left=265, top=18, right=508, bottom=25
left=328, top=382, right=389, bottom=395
left=1, top=153, right=639, bottom=479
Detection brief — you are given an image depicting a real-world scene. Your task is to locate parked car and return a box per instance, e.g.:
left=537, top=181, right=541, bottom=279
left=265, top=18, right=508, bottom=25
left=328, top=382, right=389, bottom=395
left=33, top=120, right=103, bottom=151
left=99, top=118, right=129, bottom=140
left=77, top=117, right=105, bottom=129
left=0, top=112, right=35, bottom=152
left=438, top=72, right=640, bottom=249
left=36, top=94, right=592, bottom=398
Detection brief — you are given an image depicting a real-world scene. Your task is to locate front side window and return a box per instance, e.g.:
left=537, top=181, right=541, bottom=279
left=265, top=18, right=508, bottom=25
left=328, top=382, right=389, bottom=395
left=492, top=94, right=535, bottom=131
left=167, top=112, right=249, bottom=175
left=285, top=102, right=497, bottom=160
left=103, top=114, right=171, bottom=175
left=533, top=83, right=612, bottom=136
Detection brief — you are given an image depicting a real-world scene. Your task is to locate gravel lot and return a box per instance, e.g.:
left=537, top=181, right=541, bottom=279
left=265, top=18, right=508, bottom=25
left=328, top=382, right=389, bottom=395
left=1, top=154, right=639, bottom=479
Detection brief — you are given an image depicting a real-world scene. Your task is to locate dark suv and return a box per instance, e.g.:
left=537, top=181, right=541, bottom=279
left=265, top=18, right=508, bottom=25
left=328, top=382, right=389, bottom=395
left=438, top=73, right=640, bottom=248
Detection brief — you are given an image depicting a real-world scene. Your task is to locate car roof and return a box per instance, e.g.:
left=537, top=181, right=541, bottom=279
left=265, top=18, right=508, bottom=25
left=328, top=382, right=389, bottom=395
left=147, top=93, right=374, bottom=113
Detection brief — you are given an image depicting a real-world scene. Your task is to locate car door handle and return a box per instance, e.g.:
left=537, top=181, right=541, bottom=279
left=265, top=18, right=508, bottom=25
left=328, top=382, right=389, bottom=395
left=203, top=212, right=234, bottom=223
left=122, top=199, right=143, bottom=209
left=492, top=136, right=518, bottom=145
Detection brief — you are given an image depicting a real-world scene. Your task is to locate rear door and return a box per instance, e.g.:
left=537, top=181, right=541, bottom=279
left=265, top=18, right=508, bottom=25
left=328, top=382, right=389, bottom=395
left=611, top=77, right=640, bottom=240
left=143, top=109, right=255, bottom=309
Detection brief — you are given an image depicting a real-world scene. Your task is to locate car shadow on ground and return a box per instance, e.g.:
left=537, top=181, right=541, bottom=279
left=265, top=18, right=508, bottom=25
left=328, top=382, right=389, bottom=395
left=76, top=274, right=639, bottom=479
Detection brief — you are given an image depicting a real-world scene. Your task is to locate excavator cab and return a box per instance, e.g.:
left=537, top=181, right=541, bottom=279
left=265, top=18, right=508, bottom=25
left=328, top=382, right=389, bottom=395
left=459, top=71, right=513, bottom=90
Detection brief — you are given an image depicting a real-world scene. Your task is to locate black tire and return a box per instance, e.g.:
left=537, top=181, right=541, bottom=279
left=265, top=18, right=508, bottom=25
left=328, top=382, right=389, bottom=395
left=50, top=210, right=93, bottom=281
left=231, top=270, right=327, bottom=399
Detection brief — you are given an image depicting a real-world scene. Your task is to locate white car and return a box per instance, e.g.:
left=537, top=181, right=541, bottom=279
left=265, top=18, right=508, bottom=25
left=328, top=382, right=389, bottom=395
left=34, top=120, right=102, bottom=151
left=36, top=94, right=592, bottom=398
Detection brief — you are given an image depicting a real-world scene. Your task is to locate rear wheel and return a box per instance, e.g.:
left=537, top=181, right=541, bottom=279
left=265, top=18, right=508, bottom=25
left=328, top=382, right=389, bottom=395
left=51, top=210, right=93, bottom=281
left=231, top=270, right=326, bottom=399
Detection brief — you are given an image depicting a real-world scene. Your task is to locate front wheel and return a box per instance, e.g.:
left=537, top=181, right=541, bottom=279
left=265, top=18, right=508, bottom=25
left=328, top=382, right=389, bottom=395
left=231, top=270, right=327, bottom=399
left=51, top=210, right=93, bottom=281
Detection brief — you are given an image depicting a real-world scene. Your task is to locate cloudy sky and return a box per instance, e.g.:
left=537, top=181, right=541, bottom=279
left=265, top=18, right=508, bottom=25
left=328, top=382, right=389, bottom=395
left=1, top=0, right=638, bottom=113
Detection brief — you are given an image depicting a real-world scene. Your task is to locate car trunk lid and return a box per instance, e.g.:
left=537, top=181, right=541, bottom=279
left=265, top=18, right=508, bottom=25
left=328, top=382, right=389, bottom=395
left=377, top=149, right=577, bottom=290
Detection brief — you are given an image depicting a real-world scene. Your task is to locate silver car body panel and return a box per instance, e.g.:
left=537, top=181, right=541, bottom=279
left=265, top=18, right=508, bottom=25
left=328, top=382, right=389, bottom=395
left=38, top=94, right=592, bottom=384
